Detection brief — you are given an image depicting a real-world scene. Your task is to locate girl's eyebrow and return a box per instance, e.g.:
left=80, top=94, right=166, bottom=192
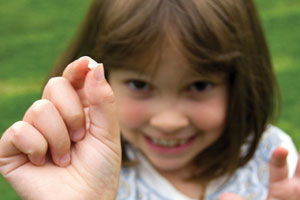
left=186, top=71, right=228, bottom=84
left=113, top=68, right=151, bottom=79
left=115, top=65, right=157, bottom=77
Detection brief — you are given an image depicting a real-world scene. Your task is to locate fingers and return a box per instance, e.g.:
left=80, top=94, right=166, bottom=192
left=42, top=56, right=97, bottom=141
left=269, top=147, right=289, bottom=183
left=64, top=56, right=119, bottom=144
left=0, top=121, right=48, bottom=175
left=0, top=121, right=47, bottom=164
left=23, top=100, right=71, bottom=167
left=1, top=56, right=119, bottom=173
left=43, top=77, right=85, bottom=141
left=63, top=56, right=91, bottom=89
left=219, top=193, right=245, bottom=200
left=84, top=63, right=120, bottom=144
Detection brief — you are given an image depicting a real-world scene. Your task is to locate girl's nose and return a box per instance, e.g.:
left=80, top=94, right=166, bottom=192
left=149, top=110, right=189, bottom=133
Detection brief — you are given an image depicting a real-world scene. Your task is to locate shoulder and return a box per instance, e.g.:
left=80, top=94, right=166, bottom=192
left=260, top=125, right=294, bottom=148
left=258, top=125, right=298, bottom=177
left=257, top=125, right=294, bottom=160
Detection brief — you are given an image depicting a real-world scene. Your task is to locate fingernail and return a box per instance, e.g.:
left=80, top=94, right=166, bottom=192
left=60, top=153, right=71, bottom=167
left=88, top=58, right=98, bottom=70
left=94, top=64, right=104, bottom=81
left=30, top=155, right=46, bottom=166
left=71, top=127, right=85, bottom=141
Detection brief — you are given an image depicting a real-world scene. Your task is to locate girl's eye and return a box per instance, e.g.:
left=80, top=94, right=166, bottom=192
left=188, top=81, right=213, bottom=92
left=126, top=80, right=150, bottom=91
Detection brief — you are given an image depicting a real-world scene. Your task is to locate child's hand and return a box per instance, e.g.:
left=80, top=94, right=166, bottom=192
left=265, top=147, right=300, bottom=200
left=0, top=57, right=121, bottom=200
left=219, top=147, right=300, bottom=200
left=219, top=193, right=244, bottom=200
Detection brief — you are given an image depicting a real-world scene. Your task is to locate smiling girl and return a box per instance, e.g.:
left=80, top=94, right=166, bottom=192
left=0, top=0, right=299, bottom=199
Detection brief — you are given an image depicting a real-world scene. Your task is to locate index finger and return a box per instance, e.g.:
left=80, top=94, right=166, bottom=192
left=269, top=147, right=289, bottom=183
left=219, top=193, right=245, bottom=200
left=62, top=56, right=95, bottom=89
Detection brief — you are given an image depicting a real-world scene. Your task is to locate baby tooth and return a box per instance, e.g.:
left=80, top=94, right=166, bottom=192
left=88, top=58, right=99, bottom=70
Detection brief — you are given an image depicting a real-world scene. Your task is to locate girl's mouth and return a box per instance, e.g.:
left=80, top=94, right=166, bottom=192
left=150, top=137, right=189, bottom=147
left=144, top=135, right=197, bottom=154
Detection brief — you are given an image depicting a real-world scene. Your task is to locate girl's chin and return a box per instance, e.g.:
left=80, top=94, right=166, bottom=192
left=145, top=155, right=193, bottom=172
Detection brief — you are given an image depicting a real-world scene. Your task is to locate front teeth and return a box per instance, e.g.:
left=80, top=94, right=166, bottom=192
left=151, top=138, right=188, bottom=147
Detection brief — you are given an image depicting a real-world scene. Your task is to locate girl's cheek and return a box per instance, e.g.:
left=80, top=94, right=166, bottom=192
left=187, top=100, right=227, bottom=130
left=116, top=98, right=148, bottom=128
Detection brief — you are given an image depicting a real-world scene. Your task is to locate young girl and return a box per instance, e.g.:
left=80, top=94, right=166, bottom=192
left=0, top=0, right=299, bottom=199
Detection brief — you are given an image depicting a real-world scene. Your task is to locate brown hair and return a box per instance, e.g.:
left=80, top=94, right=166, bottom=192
left=49, top=0, right=280, bottom=183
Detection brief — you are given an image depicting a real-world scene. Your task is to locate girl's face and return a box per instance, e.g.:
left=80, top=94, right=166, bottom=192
left=109, top=47, right=228, bottom=173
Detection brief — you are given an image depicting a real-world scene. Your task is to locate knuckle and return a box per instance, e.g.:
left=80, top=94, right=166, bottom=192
left=101, top=86, right=115, bottom=104
left=10, top=121, right=28, bottom=141
left=10, top=122, right=47, bottom=155
left=30, top=99, right=55, bottom=117
left=45, top=77, right=67, bottom=91
left=10, top=121, right=27, bottom=133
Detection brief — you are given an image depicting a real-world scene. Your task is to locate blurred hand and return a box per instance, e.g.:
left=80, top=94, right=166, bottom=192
left=219, top=193, right=244, bottom=200
left=219, top=147, right=300, bottom=200
left=266, top=147, right=300, bottom=199
left=0, top=57, right=121, bottom=200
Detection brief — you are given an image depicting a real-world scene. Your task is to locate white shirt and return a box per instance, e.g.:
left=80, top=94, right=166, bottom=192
left=117, top=125, right=298, bottom=200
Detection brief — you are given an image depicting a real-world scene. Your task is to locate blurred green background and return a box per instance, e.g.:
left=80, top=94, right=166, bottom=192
left=0, top=0, right=299, bottom=199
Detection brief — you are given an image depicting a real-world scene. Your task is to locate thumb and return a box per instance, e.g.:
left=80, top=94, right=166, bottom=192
left=219, top=193, right=245, bottom=200
left=269, top=147, right=289, bottom=183
left=84, top=61, right=120, bottom=145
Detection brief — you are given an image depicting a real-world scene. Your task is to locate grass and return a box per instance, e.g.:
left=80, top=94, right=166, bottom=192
left=257, top=0, right=300, bottom=145
left=0, top=0, right=299, bottom=199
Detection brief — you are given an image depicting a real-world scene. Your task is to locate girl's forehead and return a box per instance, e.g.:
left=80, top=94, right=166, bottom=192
left=114, top=60, right=227, bottom=84
left=106, top=33, right=231, bottom=83
left=117, top=44, right=227, bottom=82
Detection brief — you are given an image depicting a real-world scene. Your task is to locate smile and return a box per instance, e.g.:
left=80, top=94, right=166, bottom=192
left=150, top=137, right=189, bottom=147
left=144, top=134, right=197, bottom=154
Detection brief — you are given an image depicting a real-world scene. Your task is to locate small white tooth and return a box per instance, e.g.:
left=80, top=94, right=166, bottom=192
left=164, top=140, right=171, bottom=147
left=168, top=140, right=177, bottom=147
left=152, top=138, right=160, bottom=145
left=151, top=137, right=189, bottom=147
left=161, top=140, right=168, bottom=146
left=88, top=58, right=99, bottom=70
